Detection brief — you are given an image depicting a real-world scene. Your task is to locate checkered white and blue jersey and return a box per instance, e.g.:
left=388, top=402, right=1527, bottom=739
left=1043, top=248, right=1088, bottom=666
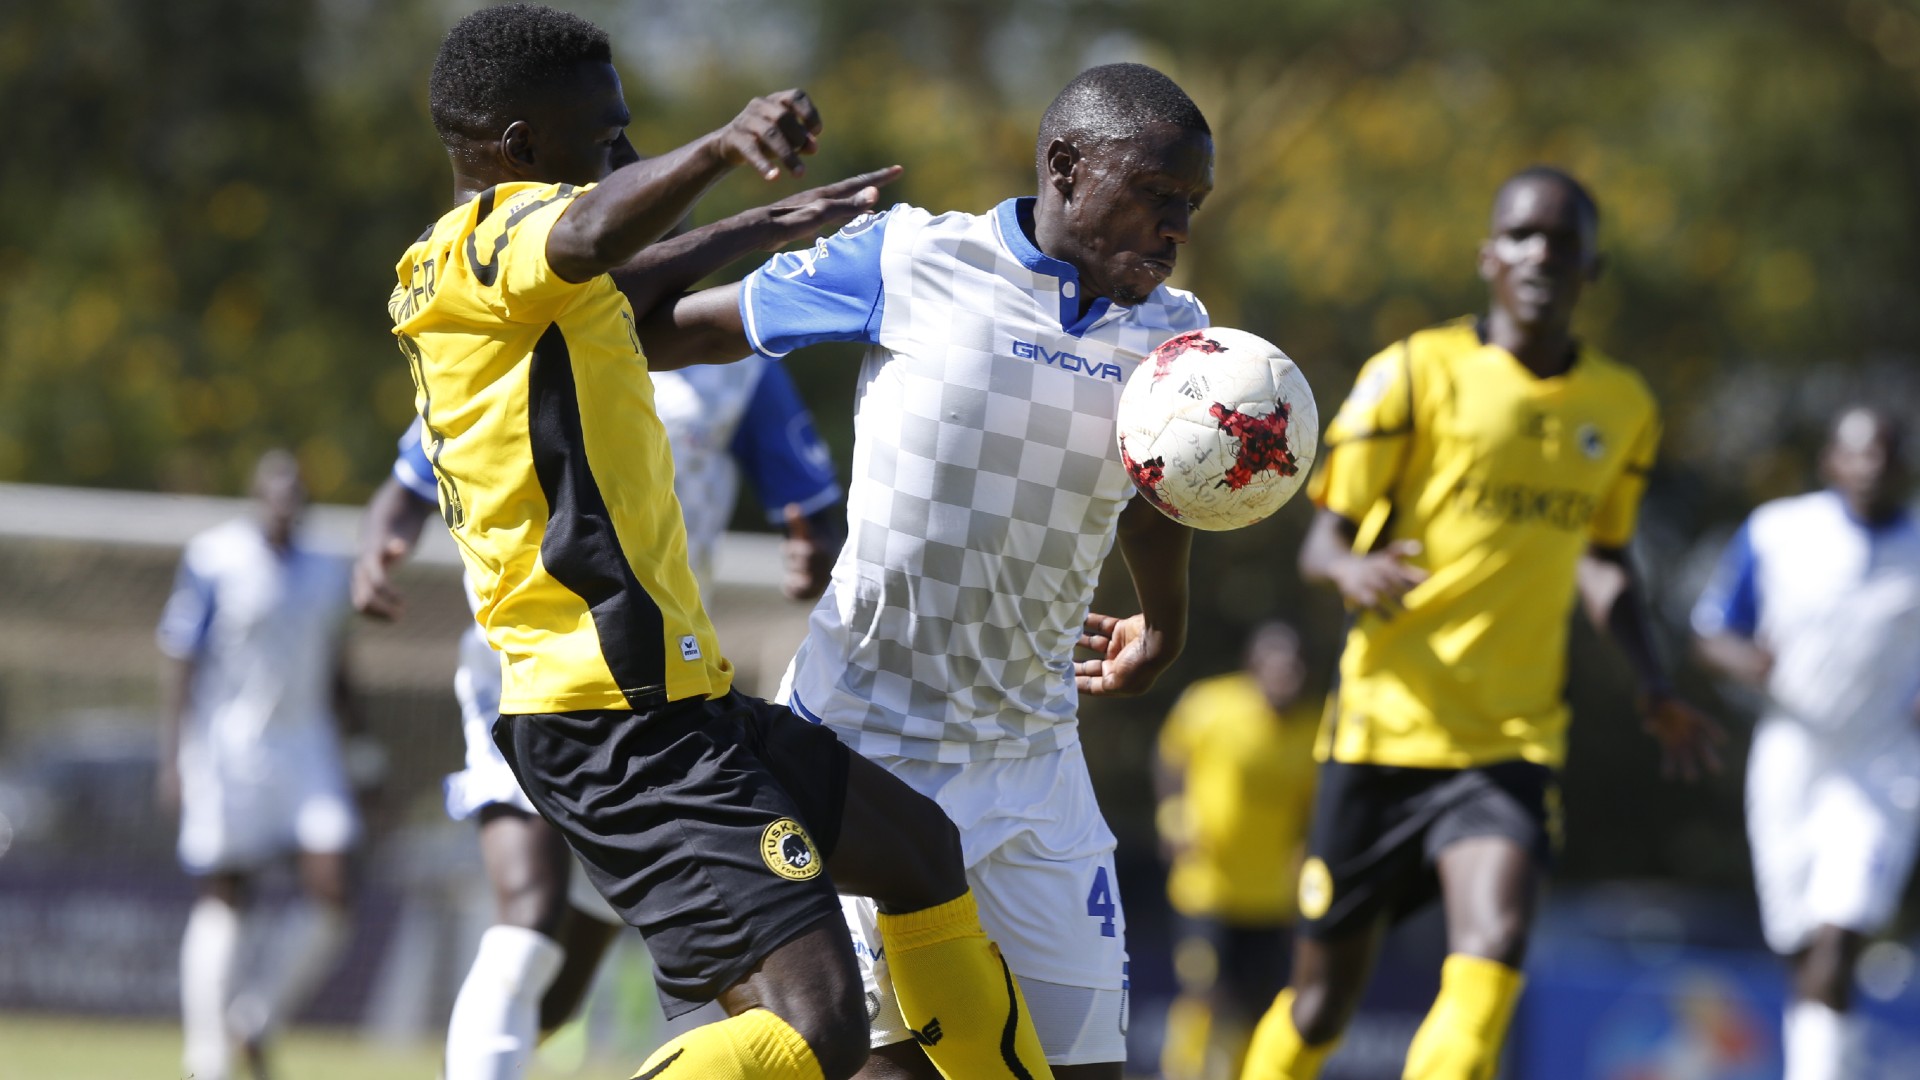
left=743, top=197, right=1208, bottom=762
left=1693, top=490, right=1920, bottom=753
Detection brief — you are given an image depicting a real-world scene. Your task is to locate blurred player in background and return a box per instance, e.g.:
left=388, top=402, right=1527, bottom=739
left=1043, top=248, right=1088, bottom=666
left=1155, top=621, right=1320, bottom=1080
left=1692, top=406, right=1920, bottom=1080
left=390, top=6, right=1057, bottom=1078
left=1241, top=167, right=1724, bottom=1080
left=156, top=449, right=362, bottom=1080
left=356, top=353, right=845, bottom=1079
left=644, top=61, right=1213, bottom=1080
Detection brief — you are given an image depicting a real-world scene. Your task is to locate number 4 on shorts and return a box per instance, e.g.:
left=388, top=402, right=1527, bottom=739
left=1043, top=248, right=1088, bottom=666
left=1086, top=865, right=1117, bottom=938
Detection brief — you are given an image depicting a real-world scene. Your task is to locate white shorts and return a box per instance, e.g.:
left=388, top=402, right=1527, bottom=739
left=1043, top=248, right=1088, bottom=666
left=842, top=743, right=1130, bottom=1066
left=442, top=627, right=536, bottom=820
left=1747, top=718, right=1920, bottom=954
left=177, top=728, right=360, bottom=873
left=442, top=627, right=620, bottom=925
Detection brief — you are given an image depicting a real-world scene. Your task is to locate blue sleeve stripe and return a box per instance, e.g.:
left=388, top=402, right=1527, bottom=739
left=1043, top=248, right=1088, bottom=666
left=761, top=483, right=844, bottom=524
left=1691, top=522, right=1760, bottom=638
left=739, top=273, right=791, bottom=360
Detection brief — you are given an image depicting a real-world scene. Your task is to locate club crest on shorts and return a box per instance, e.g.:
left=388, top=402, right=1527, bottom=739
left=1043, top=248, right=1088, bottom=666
left=761, top=818, right=822, bottom=881
left=1298, top=856, right=1333, bottom=920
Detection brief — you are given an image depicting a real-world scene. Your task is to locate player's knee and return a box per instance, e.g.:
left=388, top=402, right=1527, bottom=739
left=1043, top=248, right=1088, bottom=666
left=873, top=795, right=966, bottom=911
left=1288, top=982, right=1351, bottom=1046
left=785, top=982, right=872, bottom=1080
left=494, top=878, right=569, bottom=933
left=1455, top=913, right=1530, bottom=969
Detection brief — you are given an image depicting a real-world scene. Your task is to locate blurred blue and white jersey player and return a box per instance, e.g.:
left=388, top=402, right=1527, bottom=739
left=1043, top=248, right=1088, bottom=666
left=1693, top=406, right=1920, bottom=1080
left=363, top=356, right=841, bottom=1080
left=158, top=450, right=359, bottom=1080
left=638, top=63, right=1218, bottom=1077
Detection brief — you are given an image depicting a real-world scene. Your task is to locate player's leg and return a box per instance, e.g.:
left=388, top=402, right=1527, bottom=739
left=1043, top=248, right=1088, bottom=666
left=1212, top=924, right=1291, bottom=1078
left=1401, top=761, right=1553, bottom=1080
left=536, top=887, right=623, bottom=1035
left=1400, top=837, right=1535, bottom=1080
left=819, top=750, right=1055, bottom=1079
left=446, top=806, right=574, bottom=1080
left=1161, top=917, right=1224, bottom=1080
left=228, top=781, right=358, bottom=1072
left=1242, top=923, right=1385, bottom=1080
left=1779, top=742, right=1920, bottom=1080
left=182, top=870, right=249, bottom=1080
left=498, top=702, right=872, bottom=1080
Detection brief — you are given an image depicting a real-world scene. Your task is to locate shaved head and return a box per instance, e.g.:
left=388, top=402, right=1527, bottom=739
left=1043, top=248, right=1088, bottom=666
left=1035, top=62, right=1210, bottom=173
left=1492, top=166, right=1599, bottom=238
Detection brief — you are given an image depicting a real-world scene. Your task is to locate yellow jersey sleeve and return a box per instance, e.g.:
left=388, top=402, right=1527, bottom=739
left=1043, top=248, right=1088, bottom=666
left=1310, top=339, right=1415, bottom=523
left=1589, top=406, right=1660, bottom=548
left=462, top=183, right=590, bottom=325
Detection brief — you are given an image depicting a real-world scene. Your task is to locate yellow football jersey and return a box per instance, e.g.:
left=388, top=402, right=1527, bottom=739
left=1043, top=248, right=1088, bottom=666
left=390, top=182, right=731, bottom=714
left=1309, top=318, right=1659, bottom=769
left=1158, top=673, right=1321, bottom=922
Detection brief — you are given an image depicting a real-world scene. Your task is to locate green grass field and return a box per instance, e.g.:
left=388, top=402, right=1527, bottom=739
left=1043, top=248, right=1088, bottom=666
left=0, top=1013, right=618, bottom=1080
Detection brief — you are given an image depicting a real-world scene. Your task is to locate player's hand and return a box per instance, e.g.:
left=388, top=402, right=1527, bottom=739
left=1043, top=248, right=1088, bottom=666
left=1332, top=540, right=1429, bottom=616
left=1641, top=693, right=1727, bottom=783
left=155, top=761, right=181, bottom=817
left=351, top=536, right=411, bottom=621
left=1076, top=612, right=1173, bottom=697
left=781, top=504, right=844, bottom=601
left=758, top=166, right=903, bottom=251
left=716, top=90, right=822, bottom=181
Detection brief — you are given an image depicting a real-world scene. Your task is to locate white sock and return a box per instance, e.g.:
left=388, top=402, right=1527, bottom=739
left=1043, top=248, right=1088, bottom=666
left=444, top=925, right=567, bottom=1080
left=1783, top=999, right=1864, bottom=1080
left=181, top=896, right=242, bottom=1080
left=230, top=901, right=350, bottom=1042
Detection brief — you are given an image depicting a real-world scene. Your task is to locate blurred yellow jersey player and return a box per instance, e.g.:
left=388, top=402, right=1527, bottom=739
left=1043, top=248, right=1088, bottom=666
left=1241, top=167, right=1723, bottom=1080
left=1312, top=315, right=1656, bottom=769
left=1157, top=622, right=1319, bottom=1080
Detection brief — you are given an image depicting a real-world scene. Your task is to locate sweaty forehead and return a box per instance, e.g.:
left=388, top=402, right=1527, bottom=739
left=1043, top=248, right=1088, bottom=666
left=1094, top=123, right=1213, bottom=183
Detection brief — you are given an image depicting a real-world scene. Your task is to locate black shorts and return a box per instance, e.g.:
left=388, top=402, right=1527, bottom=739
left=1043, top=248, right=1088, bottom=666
left=493, top=691, right=850, bottom=1017
left=1296, top=759, right=1558, bottom=940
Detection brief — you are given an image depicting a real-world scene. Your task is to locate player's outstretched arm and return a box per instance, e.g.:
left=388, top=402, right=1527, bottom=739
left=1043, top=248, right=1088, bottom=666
left=1078, top=498, right=1191, bottom=696
left=547, top=90, right=823, bottom=283
left=1692, top=632, right=1773, bottom=690
left=1299, top=508, right=1427, bottom=615
left=620, top=165, right=900, bottom=366
left=1580, top=545, right=1727, bottom=781
left=352, top=477, right=436, bottom=622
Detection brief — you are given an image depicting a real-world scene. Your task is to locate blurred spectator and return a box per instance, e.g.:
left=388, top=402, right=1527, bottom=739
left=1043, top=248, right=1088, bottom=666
left=1155, top=621, right=1320, bottom=1080
left=1692, top=405, right=1920, bottom=1080
left=156, top=449, right=362, bottom=1080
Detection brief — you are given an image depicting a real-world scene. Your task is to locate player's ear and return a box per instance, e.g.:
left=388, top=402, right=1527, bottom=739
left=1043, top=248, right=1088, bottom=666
left=1476, top=239, right=1498, bottom=284
left=500, top=120, right=536, bottom=174
left=1045, top=138, right=1080, bottom=198
left=1585, top=251, right=1607, bottom=284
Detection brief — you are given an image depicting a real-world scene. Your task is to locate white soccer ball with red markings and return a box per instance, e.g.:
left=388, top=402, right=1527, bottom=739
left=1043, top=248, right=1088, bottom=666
left=1116, top=327, right=1319, bottom=531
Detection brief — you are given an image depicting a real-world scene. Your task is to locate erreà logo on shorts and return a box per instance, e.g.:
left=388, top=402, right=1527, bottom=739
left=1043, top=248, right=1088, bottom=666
left=761, top=818, right=822, bottom=881
left=679, top=635, right=701, bottom=661
left=1011, top=339, right=1124, bottom=383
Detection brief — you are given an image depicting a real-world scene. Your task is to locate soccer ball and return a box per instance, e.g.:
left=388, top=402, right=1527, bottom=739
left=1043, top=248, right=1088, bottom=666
left=1116, top=327, right=1319, bottom=531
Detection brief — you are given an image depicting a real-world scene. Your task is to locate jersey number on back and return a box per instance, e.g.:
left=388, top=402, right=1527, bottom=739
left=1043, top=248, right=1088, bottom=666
left=1086, top=866, right=1117, bottom=938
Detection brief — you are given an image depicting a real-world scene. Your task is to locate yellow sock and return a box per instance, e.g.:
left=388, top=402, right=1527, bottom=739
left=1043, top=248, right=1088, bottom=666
left=627, top=1007, right=824, bottom=1080
left=1240, top=989, right=1338, bottom=1080
left=875, top=891, right=1053, bottom=1079
left=1161, top=994, right=1213, bottom=1080
left=1401, top=954, right=1525, bottom=1080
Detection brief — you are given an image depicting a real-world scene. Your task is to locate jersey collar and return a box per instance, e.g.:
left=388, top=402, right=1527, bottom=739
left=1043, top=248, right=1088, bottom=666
left=994, top=197, right=1114, bottom=337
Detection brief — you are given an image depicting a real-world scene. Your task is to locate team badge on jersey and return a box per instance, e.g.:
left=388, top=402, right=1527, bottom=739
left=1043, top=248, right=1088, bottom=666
left=1578, top=423, right=1606, bottom=460
left=1298, top=856, right=1334, bottom=920
left=761, top=818, right=822, bottom=881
